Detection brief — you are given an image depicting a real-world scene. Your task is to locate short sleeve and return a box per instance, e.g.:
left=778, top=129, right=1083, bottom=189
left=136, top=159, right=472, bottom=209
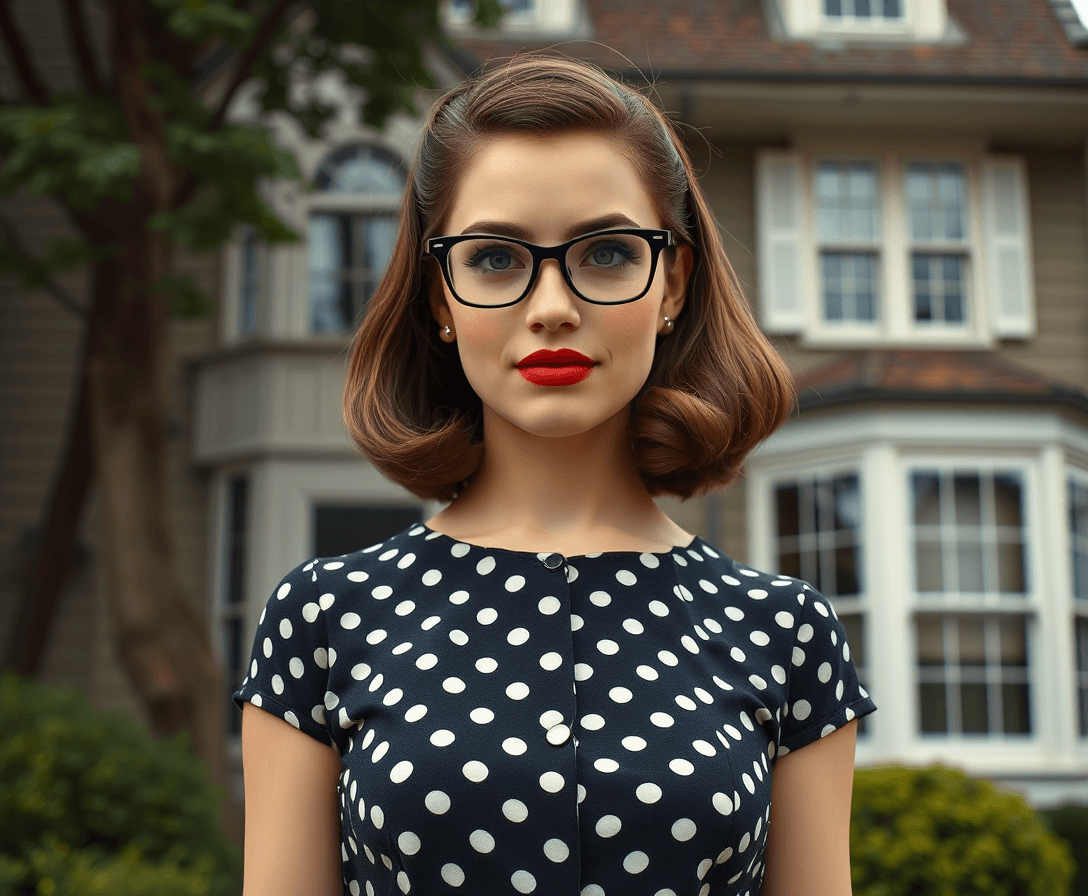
left=778, top=585, right=876, bottom=755
left=231, top=559, right=333, bottom=747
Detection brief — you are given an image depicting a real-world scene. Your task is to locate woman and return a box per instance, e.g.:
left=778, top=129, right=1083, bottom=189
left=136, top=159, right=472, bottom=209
left=234, top=55, right=876, bottom=896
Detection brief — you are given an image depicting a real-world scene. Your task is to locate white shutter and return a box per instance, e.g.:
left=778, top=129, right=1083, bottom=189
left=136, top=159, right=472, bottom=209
left=982, top=157, right=1035, bottom=339
left=756, top=151, right=806, bottom=335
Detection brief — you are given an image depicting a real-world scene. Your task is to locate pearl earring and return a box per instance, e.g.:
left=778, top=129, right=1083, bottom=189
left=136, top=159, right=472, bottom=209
left=442, top=326, right=452, bottom=340
left=663, top=316, right=673, bottom=329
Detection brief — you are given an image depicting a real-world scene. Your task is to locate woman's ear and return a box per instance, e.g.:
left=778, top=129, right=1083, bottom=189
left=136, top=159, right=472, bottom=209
left=429, top=272, right=455, bottom=333
left=661, top=244, right=693, bottom=323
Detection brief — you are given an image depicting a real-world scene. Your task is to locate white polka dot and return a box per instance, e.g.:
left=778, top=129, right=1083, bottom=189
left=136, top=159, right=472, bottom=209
left=505, top=575, right=526, bottom=592
left=425, top=790, right=450, bottom=814
left=324, top=690, right=340, bottom=710
left=725, top=606, right=745, bottom=621
left=636, top=665, right=658, bottom=681
left=421, top=568, right=442, bottom=586
left=792, top=646, right=806, bottom=666
left=648, top=600, right=669, bottom=617
left=451, top=542, right=471, bottom=558
left=712, top=792, right=733, bottom=815
left=462, top=760, right=488, bottom=782
left=609, top=686, right=633, bottom=703
left=511, top=870, right=536, bottom=893
left=838, top=680, right=846, bottom=700
left=671, top=818, right=697, bottom=841
left=430, top=729, right=455, bottom=747
left=539, top=709, right=564, bottom=728
left=276, top=582, right=291, bottom=600
left=681, top=635, right=700, bottom=654
left=390, top=761, right=413, bottom=783
left=508, top=627, right=530, bottom=646
left=636, top=782, right=662, bottom=803
left=395, top=600, right=415, bottom=617
left=449, top=590, right=469, bottom=605
left=748, top=589, right=768, bottom=599
left=771, top=664, right=787, bottom=684
left=749, top=674, right=767, bottom=689
left=279, top=618, right=294, bottom=639
left=506, top=681, right=530, bottom=700
left=639, top=553, right=660, bottom=568
left=396, top=553, right=416, bottom=569
left=475, top=657, right=498, bottom=674
left=416, top=653, right=438, bottom=670
left=283, top=710, right=299, bottom=728
left=693, top=739, right=716, bottom=756
left=616, top=569, right=637, bottom=586
left=347, top=571, right=368, bottom=582
left=441, top=863, right=464, bottom=886
left=476, top=557, right=495, bottom=575
left=750, top=630, right=770, bottom=646
left=449, top=629, right=469, bottom=645
left=624, top=851, right=650, bottom=874
left=302, top=603, right=320, bottom=623
left=822, top=723, right=838, bottom=737
left=815, top=601, right=830, bottom=617
left=570, top=614, right=584, bottom=631
left=289, top=657, right=305, bottom=679
left=742, top=773, right=756, bottom=794
left=503, top=798, right=529, bottom=822
left=739, top=831, right=751, bottom=852
left=793, top=699, right=812, bottom=721
left=595, top=815, right=622, bottom=837
left=675, top=695, right=697, bottom=711
left=669, top=758, right=695, bottom=776
left=476, top=608, right=498, bottom=625
left=622, top=736, right=647, bottom=751
left=398, top=831, right=421, bottom=855
left=798, top=623, right=814, bottom=643
left=544, top=838, right=569, bottom=862
left=597, top=639, right=619, bottom=655
left=538, top=596, right=561, bottom=615
left=469, top=830, right=494, bottom=853
left=818, top=662, right=833, bottom=683
left=539, top=652, right=563, bottom=670
left=581, top=886, right=604, bottom=896
left=589, top=590, right=612, bottom=607
left=651, top=712, right=674, bottom=728
left=372, top=741, right=389, bottom=763
left=391, top=641, right=413, bottom=655
left=366, top=629, right=387, bottom=645
left=539, top=771, right=565, bottom=793
left=503, top=737, right=528, bottom=756
left=271, top=674, right=284, bottom=695
left=623, top=618, right=645, bottom=635
left=251, top=694, right=263, bottom=708
left=470, top=707, right=494, bottom=724
left=443, top=677, right=466, bottom=694
left=262, top=637, right=273, bottom=658
left=775, top=611, right=795, bottom=628
left=581, top=713, right=605, bottom=730
left=371, top=585, right=393, bottom=600
left=383, top=688, right=404, bottom=706
left=574, top=663, right=594, bottom=681
left=594, top=758, right=619, bottom=773
left=404, top=704, right=427, bottom=722
left=658, top=650, right=679, bottom=666
left=371, top=804, right=384, bottom=828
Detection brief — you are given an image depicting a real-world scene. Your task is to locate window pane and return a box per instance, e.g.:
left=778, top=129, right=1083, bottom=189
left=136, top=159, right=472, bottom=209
left=957, top=615, right=986, bottom=667
left=907, top=162, right=966, bottom=242
left=919, top=682, right=947, bottom=733
left=953, top=473, right=982, bottom=525
left=997, top=540, right=1027, bottom=593
left=912, top=472, right=941, bottom=524
left=313, top=144, right=406, bottom=194
left=832, top=476, right=861, bottom=530
left=240, top=230, right=259, bottom=336
left=821, top=252, right=878, bottom=323
left=1001, top=683, right=1031, bottom=734
left=815, top=161, right=878, bottom=242
left=855, top=0, right=871, bottom=16
left=835, top=546, right=860, bottom=596
left=915, top=540, right=944, bottom=592
left=998, top=616, right=1027, bottom=667
left=994, top=474, right=1023, bottom=526
left=917, top=615, right=945, bottom=665
left=960, top=682, right=989, bottom=733
left=840, top=614, right=866, bottom=666
left=1069, top=480, right=1088, bottom=602
left=955, top=538, right=985, bottom=592
left=778, top=551, right=802, bottom=580
left=912, top=253, right=967, bottom=324
left=883, top=0, right=902, bottom=15
left=776, top=484, right=801, bottom=537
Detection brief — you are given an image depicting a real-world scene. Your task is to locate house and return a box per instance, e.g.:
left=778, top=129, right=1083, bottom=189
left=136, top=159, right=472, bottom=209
left=1, top=0, right=1086, bottom=828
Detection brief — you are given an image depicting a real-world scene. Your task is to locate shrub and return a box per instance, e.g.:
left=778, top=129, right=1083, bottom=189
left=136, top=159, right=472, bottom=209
left=851, top=764, right=1074, bottom=896
left=0, top=671, right=240, bottom=896
left=1040, top=803, right=1088, bottom=896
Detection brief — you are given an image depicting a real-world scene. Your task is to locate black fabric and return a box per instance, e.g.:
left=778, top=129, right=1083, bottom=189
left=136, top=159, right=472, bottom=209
left=234, top=523, right=876, bottom=896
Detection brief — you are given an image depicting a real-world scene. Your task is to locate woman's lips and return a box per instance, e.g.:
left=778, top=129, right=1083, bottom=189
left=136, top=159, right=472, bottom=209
left=519, top=365, right=593, bottom=386
left=516, top=349, right=596, bottom=387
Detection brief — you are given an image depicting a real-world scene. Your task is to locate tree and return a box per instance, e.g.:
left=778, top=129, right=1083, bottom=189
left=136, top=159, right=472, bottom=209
left=0, top=0, right=500, bottom=790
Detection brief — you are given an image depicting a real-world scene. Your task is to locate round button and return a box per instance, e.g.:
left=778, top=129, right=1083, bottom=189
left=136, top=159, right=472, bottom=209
left=542, top=553, right=565, bottom=570
left=546, top=722, right=572, bottom=746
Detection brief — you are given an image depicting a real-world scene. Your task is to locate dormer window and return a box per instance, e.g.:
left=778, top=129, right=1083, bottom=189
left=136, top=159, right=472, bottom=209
left=307, top=144, right=406, bottom=335
left=443, top=0, right=578, bottom=35
left=824, top=0, right=903, bottom=21
left=779, top=0, right=948, bottom=42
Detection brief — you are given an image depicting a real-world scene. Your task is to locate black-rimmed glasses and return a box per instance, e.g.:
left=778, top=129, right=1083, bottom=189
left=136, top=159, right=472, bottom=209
left=424, top=228, right=675, bottom=308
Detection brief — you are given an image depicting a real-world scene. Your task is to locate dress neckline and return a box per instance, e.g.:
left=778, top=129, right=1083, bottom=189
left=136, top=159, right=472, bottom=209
left=414, top=523, right=702, bottom=561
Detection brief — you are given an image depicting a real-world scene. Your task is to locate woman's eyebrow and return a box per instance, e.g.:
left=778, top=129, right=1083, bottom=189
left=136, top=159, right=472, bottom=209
left=458, top=214, right=643, bottom=242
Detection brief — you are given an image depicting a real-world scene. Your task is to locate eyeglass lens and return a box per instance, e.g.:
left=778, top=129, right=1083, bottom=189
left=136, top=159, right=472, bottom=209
left=446, top=233, right=655, bottom=306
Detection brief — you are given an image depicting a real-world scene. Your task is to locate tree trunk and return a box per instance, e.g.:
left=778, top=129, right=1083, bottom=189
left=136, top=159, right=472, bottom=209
left=84, top=234, right=226, bottom=791
left=4, top=321, right=95, bottom=675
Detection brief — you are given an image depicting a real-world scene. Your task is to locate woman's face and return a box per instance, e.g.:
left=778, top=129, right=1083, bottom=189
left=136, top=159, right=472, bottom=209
left=429, top=132, right=691, bottom=442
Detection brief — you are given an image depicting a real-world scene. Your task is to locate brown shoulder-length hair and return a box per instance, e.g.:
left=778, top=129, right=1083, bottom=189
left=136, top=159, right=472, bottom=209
left=343, top=54, right=794, bottom=502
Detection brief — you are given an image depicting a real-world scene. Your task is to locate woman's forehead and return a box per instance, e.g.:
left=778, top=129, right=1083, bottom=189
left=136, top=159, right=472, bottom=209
left=443, top=133, right=662, bottom=239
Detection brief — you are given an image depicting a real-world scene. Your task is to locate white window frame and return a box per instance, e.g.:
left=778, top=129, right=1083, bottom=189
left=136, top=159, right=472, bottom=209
left=221, top=225, right=268, bottom=344
left=779, top=0, right=948, bottom=41
left=442, top=0, right=579, bottom=33
left=756, top=141, right=1034, bottom=347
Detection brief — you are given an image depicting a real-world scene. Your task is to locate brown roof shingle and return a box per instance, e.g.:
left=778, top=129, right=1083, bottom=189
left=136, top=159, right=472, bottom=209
left=455, top=0, right=1088, bottom=85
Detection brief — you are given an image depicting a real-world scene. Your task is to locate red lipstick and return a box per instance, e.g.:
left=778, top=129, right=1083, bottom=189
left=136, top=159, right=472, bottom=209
left=516, top=349, right=596, bottom=386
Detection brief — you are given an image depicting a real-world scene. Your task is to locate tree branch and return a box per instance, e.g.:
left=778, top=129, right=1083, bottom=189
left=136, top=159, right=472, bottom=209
left=0, top=0, right=51, bottom=104
left=0, top=211, right=90, bottom=319
left=208, top=0, right=295, bottom=131
left=60, top=0, right=105, bottom=95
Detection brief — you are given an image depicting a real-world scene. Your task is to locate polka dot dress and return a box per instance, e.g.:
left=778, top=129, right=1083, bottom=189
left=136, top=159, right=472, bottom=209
left=233, top=524, right=876, bottom=896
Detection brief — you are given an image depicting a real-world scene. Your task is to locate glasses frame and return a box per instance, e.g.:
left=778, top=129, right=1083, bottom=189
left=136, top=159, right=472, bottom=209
left=424, top=228, right=675, bottom=308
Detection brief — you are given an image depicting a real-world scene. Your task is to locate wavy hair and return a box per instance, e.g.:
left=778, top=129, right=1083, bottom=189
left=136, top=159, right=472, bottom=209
left=342, top=54, right=794, bottom=501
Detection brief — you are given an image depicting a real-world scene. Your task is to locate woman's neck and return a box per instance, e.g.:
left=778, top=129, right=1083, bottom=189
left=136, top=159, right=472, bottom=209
left=426, top=407, right=691, bottom=555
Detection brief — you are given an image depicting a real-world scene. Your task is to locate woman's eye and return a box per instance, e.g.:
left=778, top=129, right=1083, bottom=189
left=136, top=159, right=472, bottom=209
left=583, top=242, right=638, bottom=268
left=467, top=248, right=520, bottom=273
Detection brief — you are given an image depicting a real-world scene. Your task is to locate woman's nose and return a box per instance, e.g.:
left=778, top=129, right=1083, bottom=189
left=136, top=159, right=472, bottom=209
left=524, top=259, right=581, bottom=332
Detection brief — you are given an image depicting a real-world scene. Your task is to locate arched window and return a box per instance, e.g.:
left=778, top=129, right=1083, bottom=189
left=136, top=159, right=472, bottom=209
left=308, top=144, right=407, bottom=334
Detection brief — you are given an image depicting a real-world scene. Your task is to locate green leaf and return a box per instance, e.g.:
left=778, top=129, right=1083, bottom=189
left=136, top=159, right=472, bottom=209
left=152, top=273, right=212, bottom=319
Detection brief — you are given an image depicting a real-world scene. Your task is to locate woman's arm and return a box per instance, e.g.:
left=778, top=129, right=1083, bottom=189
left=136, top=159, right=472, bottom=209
left=759, top=719, right=858, bottom=896
left=240, top=702, right=343, bottom=896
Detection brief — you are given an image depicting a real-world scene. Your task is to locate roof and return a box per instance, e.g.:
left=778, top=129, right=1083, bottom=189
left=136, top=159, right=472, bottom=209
left=454, top=0, right=1088, bottom=86
left=793, top=349, right=1088, bottom=412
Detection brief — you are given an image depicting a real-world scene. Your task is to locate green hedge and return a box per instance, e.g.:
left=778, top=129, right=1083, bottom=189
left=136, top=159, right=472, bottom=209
left=1040, top=803, right=1088, bottom=896
left=851, top=765, right=1074, bottom=896
left=0, top=671, right=240, bottom=896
